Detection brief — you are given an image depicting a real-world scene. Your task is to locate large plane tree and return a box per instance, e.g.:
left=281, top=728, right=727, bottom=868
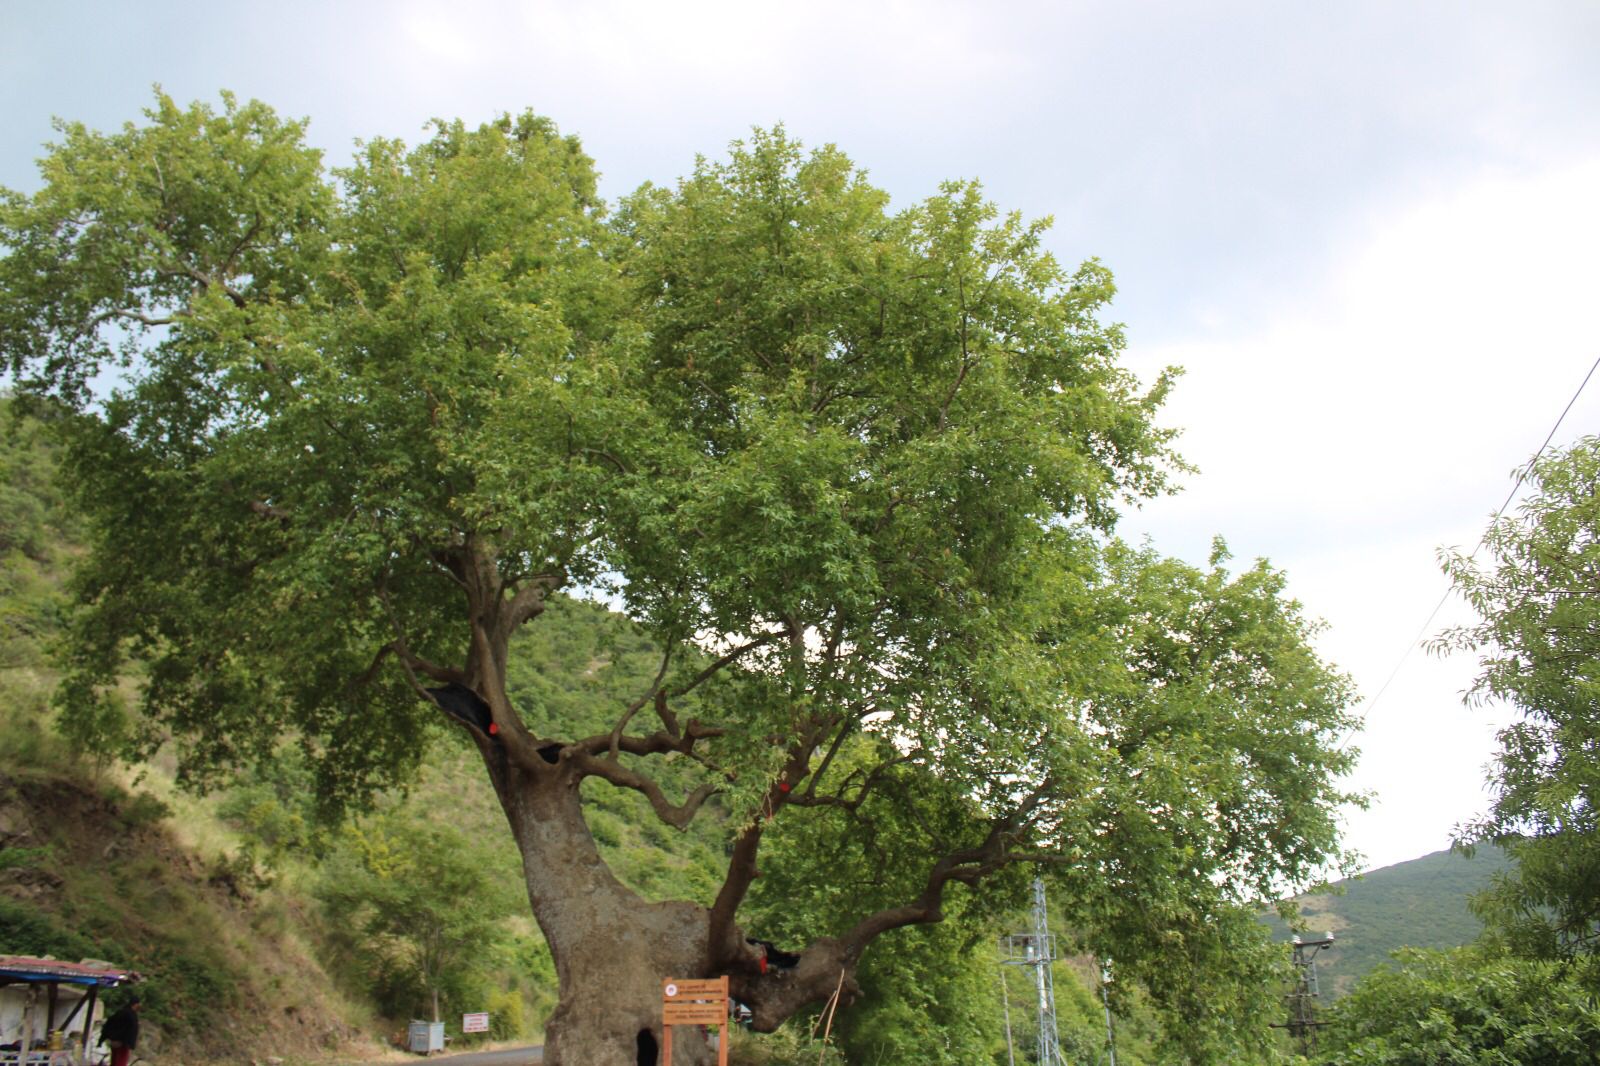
left=0, top=94, right=1358, bottom=1064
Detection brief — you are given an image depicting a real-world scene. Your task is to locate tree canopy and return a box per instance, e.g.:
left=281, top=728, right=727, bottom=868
left=2, top=92, right=1361, bottom=1062
left=1437, top=436, right=1600, bottom=977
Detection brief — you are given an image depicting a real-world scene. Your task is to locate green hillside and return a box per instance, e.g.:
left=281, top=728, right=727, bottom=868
left=1265, top=846, right=1512, bottom=998
left=0, top=402, right=378, bottom=1062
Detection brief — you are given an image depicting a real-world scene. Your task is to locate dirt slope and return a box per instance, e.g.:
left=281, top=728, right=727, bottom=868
left=0, top=758, right=384, bottom=1065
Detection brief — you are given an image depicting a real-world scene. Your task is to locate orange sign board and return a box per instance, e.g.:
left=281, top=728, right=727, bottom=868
left=662, top=977, right=728, bottom=1000
left=661, top=975, right=732, bottom=1066
left=663, top=1002, right=729, bottom=1025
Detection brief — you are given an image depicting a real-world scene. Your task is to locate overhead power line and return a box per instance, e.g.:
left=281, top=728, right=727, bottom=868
left=1337, top=351, right=1600, bottom=753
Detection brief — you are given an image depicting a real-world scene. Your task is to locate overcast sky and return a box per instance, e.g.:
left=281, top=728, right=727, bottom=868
left=5, top=0, right=1599, bottom=875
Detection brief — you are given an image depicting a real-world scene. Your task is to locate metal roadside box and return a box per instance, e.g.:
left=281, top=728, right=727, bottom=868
left=407, top=1019, right=445, bottom=1053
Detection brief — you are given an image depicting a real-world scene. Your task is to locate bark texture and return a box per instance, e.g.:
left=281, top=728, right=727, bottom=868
left=496, top=757, right=722, bottom=1065
left=440, top=560, right=868, bottom=1063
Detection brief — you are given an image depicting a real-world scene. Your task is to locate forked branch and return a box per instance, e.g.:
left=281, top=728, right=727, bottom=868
left=609, top=648, right=674, bottom=758
left=835, top=776, right=1057, bottom=957
left=569, top=751, right=720, bottom=829
left=571, top=721, right=726, bottom=759
left=672, top=630, right=790, bottom=698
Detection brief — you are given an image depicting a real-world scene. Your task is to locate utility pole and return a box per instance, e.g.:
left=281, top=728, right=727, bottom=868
left=1274, top=933, right=1335, bottom=1057
left=1001, top=879, right=1064, bottom=1066
left=1098, top=958, right=1117, bottom=1066
left=999, top=965, right=1016, bottom=1066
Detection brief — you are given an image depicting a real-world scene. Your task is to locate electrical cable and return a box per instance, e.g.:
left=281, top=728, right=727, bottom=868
left=1335, top=351, right=1600, bottom=753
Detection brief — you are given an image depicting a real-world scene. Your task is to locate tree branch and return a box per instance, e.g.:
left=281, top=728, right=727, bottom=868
left=709, top=747, right=814, bottom=962
left=670, top=630, right=790, bottom=699
left=836, top=777, right=1056, bottom=957
left=578, top=447, right=629, bottom=474
left=86, top=307, right=178, bottom=330
left=568, top=751, right=719, bottom=829
left=247, top=499, right=291, bottom=522
left=611, top=648, right=673, bottom=759
left=838, top=837, right=1001, bottom=955
left=938, top=272, right=976, bottom=431
left=710, top=821, right=765, bottom=960
left=221, top=211, right=264, bottom=276
left=790, top=749, right=913, bottom=810
left=570, top=720, right=726, bottom=759
left=372, top=586, right=465, bottom=685
left=504, top=570, right=565, bottom=630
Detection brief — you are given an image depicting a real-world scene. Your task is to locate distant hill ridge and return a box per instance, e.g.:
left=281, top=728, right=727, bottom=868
left=1263, top=845, right=1512, bottom=997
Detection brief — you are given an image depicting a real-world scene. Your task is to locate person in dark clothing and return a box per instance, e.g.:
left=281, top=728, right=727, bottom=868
left=99, top=998, right=140, bottom=1066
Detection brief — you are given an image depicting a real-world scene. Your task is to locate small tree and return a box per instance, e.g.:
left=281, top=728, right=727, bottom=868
left=2, top=93, right=1359, bottom=1063
left=1437, top=437, right=1600, bottom=978
left=317, top=817, right=517, bottom=1023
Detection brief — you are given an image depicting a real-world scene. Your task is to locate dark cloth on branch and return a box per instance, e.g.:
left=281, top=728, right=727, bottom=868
left=427, top=683, right=496, bottom=734
left=748, top=938, right=801, bottom=970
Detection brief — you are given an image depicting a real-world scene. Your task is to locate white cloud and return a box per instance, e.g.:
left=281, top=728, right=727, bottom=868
left=1122, top=158, right=1600, bottom=870
left=398, top=6, right=481, bottom=65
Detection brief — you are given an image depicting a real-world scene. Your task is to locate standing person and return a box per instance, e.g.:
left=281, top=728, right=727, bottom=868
left=99, top=997, right=140, bottom=1066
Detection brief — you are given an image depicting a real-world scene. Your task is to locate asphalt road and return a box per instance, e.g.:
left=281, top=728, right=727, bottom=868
left=439, top=1048, right=541, bottom=1065
left=355, top=1046, right=542, bottom=1065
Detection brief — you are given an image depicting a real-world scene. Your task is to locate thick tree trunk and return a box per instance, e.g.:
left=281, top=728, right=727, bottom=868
left=494, top=758, right=722, bottom=1066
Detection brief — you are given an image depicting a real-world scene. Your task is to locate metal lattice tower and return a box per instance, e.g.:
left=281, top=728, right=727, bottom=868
left=1000, top=879, right=1065, bottom=1066
left=1278, top=933, right=1335, bottom=1057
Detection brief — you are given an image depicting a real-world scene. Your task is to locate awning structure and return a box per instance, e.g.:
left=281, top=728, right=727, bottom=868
left=0, top=959, right=138, bottom=988
left=0, top=957, right=139, bottom=1060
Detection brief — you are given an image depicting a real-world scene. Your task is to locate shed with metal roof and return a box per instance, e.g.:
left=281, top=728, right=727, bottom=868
left=0, top=956, right=139, bottom=1062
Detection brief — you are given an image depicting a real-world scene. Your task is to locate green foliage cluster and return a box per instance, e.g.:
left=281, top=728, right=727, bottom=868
left=1302, top=436, right=1600, bottom=1064
left=727, top=1024, right=842, bottom=1066
left=1316, top=947, right=1600, bottom=1065
left=0, top=891, right=103, bottom=962
left=0, top=408, right=188, bottom=1020
left=314, top=814, right=520, bottom=1022
left=1436, top=436, right=1600, bottom=975
left=0, top=400, right=1267, bottom=1063
left=0, top=413, right=365, bottom=1059
left=0, top=397, right=75, bottom=668
left=0, top=786, right=239, bottom=1042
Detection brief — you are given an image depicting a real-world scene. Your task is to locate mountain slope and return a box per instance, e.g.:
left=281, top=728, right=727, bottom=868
left=1264, top=846, right=1512, bottom=997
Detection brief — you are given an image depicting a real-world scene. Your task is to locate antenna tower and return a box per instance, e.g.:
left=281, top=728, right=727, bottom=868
left=1275, top=933, right=1335, bottom=1057
left=1001, top=879, right=1065, bottom=1065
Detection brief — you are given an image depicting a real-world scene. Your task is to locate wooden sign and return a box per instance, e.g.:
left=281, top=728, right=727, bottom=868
left=660, top=975, right=729, bottom=1066
left=664, top=978, right=728, bottom=999
left=663, top=1002, right=728, bottom=1025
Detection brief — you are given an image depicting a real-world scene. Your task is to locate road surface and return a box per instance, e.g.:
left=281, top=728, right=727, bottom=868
left=435, top=1048, right=541, bottom=1065
left=344, top=1046, right=542, bottom=1065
